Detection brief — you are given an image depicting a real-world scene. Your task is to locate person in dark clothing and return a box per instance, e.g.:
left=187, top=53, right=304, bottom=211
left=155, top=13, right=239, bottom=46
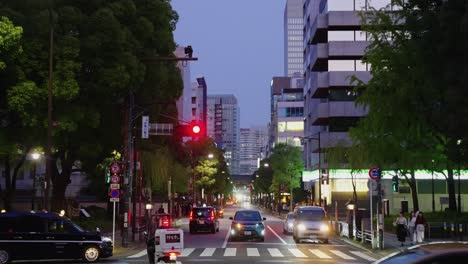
left=394, top=211, right=408, bottom=246
left=158, top=205, right=165, bottom=214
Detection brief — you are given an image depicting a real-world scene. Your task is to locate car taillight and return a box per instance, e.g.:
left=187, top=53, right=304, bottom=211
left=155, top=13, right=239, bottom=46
left=189, top=211, right=193, bottom=220
left=211, top=210, right=215, bottom=218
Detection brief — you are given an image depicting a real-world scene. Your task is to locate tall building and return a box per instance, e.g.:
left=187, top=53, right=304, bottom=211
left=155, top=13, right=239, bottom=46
left=207, top=95, right=240, bottom=175
left=239, top=126, right=268, bottom=175
left=284, top=0, right=304, bottom=77
left=175, top=46, right=192, bottom=123
left=269, top=74, right=305, bottom=154
left=303, top=0, right=389, bottom=207
left=191, top=77, right=208, bottom=137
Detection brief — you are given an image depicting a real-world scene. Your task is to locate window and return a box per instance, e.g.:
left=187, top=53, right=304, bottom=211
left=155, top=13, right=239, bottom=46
left=47, top=219, right=78, bottom=234
left=191, top=97, right=196, bottom=104
left=285, top=121, right=304, bottom=132
left=328, top=60, right=355, bottom=71
left=16, top=216, right=45, bottom=233
left=328, top=31, right=355, bottom=41
left=296, top=209, right=325, bottom=221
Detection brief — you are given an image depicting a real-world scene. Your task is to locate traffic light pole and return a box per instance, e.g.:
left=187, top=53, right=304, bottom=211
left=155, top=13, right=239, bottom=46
left=377, top=168, right=384, bottom=249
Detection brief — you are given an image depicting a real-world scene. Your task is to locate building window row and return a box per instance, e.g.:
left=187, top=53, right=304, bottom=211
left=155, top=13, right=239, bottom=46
left=288, top=47, right=303, bottom=52
left=327, top=0, right=391, bottom=12
left=288, top=18, right=303, bottom=23
left=278, top=121, right=304, bottom=133
left=328, top=30, right=367, bottom=41
left=288, top=58, right=303, bottom=63
left=288, top=42, right=303, bottom=47
left=288, top=24, right=303, bottom=30
left=288, top=36, right=303, bottom=41
left=288, top=52, right=303, bottom=58
left=288, top=30, right=303, bottom=35
left=278, top=107, right=304, bottom=118
left=328, top=60, right=370, bottom=72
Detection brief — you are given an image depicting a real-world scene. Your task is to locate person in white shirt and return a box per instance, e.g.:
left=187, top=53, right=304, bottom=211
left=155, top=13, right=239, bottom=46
left=394, top=211, right=408, bottom=246
left=408, top=211, right=417, bottom=244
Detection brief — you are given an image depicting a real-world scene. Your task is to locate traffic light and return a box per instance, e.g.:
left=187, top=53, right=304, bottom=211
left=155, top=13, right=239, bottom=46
left=105, top=168, right=110, bottom=184
left=392, top=175, right=399, bottom=192
left=174, top=120, right=204, bottom=138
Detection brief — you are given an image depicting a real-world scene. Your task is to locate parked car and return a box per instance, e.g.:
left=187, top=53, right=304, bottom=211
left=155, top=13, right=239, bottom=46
left=283, top=212, right=294, bottom=234
left=0, top=211, right=113, bottom=263
left=372, top=242, right=468, bottom=264
left=189, top=206, right=219, bottom=234
left=229, top=209, right=266, bottom=242
left=292, top=206, right=329, bottom=244
left=214, top=206, right=224, bottom=218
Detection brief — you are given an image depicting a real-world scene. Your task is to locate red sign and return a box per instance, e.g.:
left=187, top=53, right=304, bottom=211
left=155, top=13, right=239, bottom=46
left=165, top=234, right=181, bottom=243
left=110, top=175, right=120, bottom=184
left=109, top=189, right=120, bottom=198
left=368, top=167, right=380, bottom=180
left=110, top=163, right=121, bottom=174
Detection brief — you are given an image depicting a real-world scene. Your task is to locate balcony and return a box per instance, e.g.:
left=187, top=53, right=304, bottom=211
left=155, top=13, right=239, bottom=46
left=328, top=41, right=369, bottom=59
left=310, top=101, right=367, bottom=125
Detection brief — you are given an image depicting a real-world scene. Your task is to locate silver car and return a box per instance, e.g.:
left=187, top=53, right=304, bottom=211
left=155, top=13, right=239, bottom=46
left=292, top=206, right=329, bottom=243
left=283, top=212, right=294, bottom=234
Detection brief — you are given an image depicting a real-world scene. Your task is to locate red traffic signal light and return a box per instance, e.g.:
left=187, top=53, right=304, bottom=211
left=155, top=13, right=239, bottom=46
left=192, top=124, right=201, bottom=134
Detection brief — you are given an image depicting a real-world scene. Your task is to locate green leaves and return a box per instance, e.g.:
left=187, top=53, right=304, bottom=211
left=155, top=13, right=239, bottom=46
left=270, top=144, right=304, bottom=190
left=0, top=16, right=23, bottom=70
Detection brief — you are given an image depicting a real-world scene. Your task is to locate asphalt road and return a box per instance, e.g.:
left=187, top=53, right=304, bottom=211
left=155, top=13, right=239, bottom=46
left=14, top=202, right=382, bottom=264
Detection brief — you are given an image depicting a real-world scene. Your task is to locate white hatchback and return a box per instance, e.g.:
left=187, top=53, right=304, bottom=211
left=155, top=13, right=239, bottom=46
left=283, top=212, right=294, bottom=234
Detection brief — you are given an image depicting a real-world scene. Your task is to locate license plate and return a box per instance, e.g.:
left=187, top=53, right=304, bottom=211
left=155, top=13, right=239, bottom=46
left=165, top=234, right=181, bottom=243
left=198, top=220, right=204, bottom=224
left=244, top=231, right=251, bottom=235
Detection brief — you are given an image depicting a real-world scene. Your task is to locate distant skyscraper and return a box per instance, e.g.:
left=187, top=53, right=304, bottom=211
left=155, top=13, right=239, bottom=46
left=207, top=95, right=240, bottom=175
left=284, top=0, right=304, bottom=77
left=239, top=126, right=268, bottom=175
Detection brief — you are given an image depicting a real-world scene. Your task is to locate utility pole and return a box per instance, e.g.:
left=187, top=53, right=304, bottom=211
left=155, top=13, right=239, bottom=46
left=377, top=167, right=384, bottom=249
left=45, top=1, right=54, bottom=211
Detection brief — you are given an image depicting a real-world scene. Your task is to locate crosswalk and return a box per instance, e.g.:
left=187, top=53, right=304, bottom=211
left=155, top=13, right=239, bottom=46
left=128, top=247, right=377, bottom=261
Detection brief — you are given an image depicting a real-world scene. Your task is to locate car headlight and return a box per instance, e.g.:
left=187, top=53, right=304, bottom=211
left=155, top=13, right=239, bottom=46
left=261, top=229, right=265, bottom=236
left=101, top=236, right=112, bottom=243
left=297, top=224, right=306, bottom=231
left=236, top=223, right=242, bottom=229
left=230, top=229, right=236, bottom=235
left=288, top=222, right=294, bottom=228
left=320, top=224, right=329, bottom=232
left=256, top=223, right=263, bottom=228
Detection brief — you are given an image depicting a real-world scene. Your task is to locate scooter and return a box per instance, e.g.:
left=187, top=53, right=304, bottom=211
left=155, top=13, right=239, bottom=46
left=145, top=228, right=183, bottom=264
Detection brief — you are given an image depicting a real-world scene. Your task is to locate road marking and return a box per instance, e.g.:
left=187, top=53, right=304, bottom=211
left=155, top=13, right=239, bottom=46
left=127, top=249, right=147, bottom=258
left=200, top=248, right=216, bottom=257
left=222, top=228, right=230, bottom=248
left=330, top=250, right=355, bottom=260
left=180, top=248, right=195, bottom=257
left=350, top=251, right=377, bottom=261
left=267, top=225, right=287, bottom=245
left=224, top=247, right=236, bottom=256
left=247, top=248, right=260, bottom=256
left=288, top=248, right=307, bottom=258
left=268, top=248, right=284, bottom=257
left=308, top=249, right=331, bottom=259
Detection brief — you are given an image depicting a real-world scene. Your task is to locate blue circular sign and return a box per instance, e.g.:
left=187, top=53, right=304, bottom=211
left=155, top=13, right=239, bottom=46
left=110, top=189, right=120, bottom=198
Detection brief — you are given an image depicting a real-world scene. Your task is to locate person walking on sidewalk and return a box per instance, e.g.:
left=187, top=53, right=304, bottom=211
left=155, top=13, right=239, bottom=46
left=408, top=211, right=417, bottom=244
left=415, top=211, right=427, bottom=243
left=394, top=211, right=408, bottom=246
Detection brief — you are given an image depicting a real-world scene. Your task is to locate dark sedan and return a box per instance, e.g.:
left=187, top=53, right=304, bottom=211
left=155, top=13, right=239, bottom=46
left=229, top=210, right=266, bottom=242
left=373, top=242, right=468, bottom=264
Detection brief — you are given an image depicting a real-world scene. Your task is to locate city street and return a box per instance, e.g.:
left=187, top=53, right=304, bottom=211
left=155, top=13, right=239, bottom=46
left=104, top=202, right=381, bottom=264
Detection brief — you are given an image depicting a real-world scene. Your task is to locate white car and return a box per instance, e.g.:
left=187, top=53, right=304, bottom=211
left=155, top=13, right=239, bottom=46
left=283, top=212, right=294, bottom=234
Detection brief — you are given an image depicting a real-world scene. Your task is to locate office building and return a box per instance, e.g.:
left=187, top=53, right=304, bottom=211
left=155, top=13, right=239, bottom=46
left=239, top=126, right=268, bottom=175
left=207, top=95, right=240, bottom=175
left=284, top=0, right=304, bottom=77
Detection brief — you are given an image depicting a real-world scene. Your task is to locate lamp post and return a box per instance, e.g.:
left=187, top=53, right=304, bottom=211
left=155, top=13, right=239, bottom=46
left=431, top=159, right=435, bottom=213
left=31, top=152, right=41, bottom=210
left=296, top=132, right=321, bottom=207
left=457, top=139, right=462, bottom=214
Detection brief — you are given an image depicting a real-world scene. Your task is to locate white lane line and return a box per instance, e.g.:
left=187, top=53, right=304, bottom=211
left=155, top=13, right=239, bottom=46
left=224, top=247, right=236, bottom=256
left=222, top=228, right=231, bottom=248
left=308, top=249, right=332, bottom=259
left=330, top=250, right=355, bottom=260
left=268, top=248, right=284, bottom=257
left=288, top=248, right=308, bottom=258
left=247, top=248, right=260, bottom=256
left=127, top=249, right=147, bottom=258
left=266, top=225, right=287, bottom=245
left=350, top=251, right=377, bottom=261
left=179, top=248, right=195, bottom=257
left=200, top=248, right=216, bottom=257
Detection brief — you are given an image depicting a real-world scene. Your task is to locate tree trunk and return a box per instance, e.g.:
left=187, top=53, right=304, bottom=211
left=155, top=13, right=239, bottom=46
left=2, top=155, right=11, bottom=211
left=409, top=170, right=419, bottom=211
left=447, top=168, right=457, bottom=211
left=9, top=147, right=31, bottom=208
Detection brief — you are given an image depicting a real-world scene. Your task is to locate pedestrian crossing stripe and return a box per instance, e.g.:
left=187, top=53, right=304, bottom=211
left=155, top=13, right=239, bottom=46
left=128, top=247, right=377, bottom=261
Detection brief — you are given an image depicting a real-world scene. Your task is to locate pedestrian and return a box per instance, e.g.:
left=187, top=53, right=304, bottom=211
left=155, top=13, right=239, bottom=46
left=158, top=205, right=165, bottom=214
left=415, top=211, right=427, bottom=243
left=393, top=211, right=408, bottom=246
left=408, top=211, right=417, bottom=244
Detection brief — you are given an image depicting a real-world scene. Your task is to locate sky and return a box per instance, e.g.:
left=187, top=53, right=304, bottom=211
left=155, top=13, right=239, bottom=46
left=171, top=0, right=286, bottom=128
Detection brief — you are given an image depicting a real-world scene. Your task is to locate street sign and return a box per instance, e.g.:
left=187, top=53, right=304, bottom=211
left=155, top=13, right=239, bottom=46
left=110, top=197, right=120, bottom=202
left=368, top=167, right=380, bottom=180
left=110, top=184, right=120, bottom=189
left=142, top=116, right=149, bottom=139
left=367, top=179, right=378, bottom=196
left=109, top=189, right=120, bottom=198
left=110, top=163, right=121, bottom=174
left=110, top=175, right=120, bottom=184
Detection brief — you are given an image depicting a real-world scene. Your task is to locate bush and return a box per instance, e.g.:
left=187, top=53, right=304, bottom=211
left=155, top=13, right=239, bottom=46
left=74, top=206, right=113, bottom=233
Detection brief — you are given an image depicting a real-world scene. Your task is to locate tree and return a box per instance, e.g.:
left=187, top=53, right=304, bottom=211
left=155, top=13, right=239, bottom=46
left=194, top=158, right=218, bottom=203
left=269, top=143, right=304, bottom=212
left=352, top=0, right=468, bottom=211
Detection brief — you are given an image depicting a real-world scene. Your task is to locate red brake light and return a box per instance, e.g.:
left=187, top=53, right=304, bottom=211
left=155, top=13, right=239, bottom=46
left=189, top=210, right=193, bottom=220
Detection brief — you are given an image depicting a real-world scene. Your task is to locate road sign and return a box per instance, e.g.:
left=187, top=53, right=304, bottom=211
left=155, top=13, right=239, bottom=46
left=110, top=197, right=120, bottom=202
left=109, top=189, right=120, bottom=198
left=110, top=163, right=121, bottom=174
left=368, top=167, right=380, bottom=180
left=110, top=175, right=120, bottom=184
left=142, top=116, right=149, bottom=139
left=110, top=184, right=120, bottom=189
left=367, top=179, right=378, bottom=196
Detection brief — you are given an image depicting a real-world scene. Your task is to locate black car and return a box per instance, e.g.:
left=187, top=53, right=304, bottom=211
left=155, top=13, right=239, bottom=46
left=0, top=211, right=113, bottom=263
left=189, top=206, right=219, bottom=234
left=229, top=210, right=266, bottom=242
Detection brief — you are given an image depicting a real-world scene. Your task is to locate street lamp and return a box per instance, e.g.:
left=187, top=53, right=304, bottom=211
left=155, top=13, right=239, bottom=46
left=208, top=153, right=214, bottom=159
left=31, top=152, right=41, bottom=210
left=296, top=132, right=322, bottom=207
left=263, top=163, right=269, bottom=168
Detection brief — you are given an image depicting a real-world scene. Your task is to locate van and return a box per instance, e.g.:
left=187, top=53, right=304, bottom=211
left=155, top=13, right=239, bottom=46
left=0, top=211, right=113, bottom=263
left=292, top=206, right=329, bottom=243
